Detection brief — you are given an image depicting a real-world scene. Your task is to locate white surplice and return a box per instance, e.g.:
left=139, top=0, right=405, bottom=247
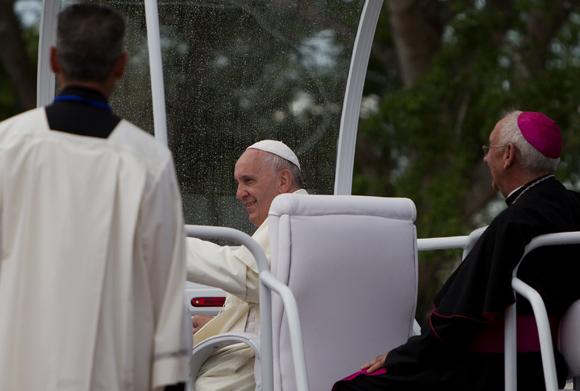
left=0, top=108, right=190, bottom=390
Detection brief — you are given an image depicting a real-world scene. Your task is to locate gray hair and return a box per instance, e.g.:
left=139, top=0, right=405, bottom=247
left=500, top=111, right=559, bottom=173
left=263, top=153, right=304, bottom=189
left=57, top=3, right=125, bottom=83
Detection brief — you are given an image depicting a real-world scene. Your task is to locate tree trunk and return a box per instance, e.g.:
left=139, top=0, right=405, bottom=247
left=522, top=0, right=578, bottom=76
left=387, top=0, right=447, bottom=87
left=0, top=0, right=36, bottom=110
left=463, top=161, right=496, bottom=220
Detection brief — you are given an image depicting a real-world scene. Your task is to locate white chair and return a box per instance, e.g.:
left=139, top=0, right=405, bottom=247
left=267, top=194, right=418, bottom=391
left=188, top=194, right=418, bottom=391
left=504, top=232, right=580, bottom=391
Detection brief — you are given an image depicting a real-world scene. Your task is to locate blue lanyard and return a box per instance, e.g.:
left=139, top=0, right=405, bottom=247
left=54, top=95, right=112, bottom=112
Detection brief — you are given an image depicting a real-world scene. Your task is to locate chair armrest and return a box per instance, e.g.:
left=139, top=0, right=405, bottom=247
left=505, top=278, right=559, bottom=391
left=190, top=332, right=260, bottom=387
left=260, top=270, right=310, bottom=391
left=505, top=231, right=580, bottom=391
left=185, top=225, right=269, bottom=272
left=184, top=224, right=273, bottom=390
left=411, top=319, right=421, bottom=336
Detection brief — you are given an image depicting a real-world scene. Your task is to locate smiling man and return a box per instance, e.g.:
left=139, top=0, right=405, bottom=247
left=186, top=140, right=305, bottom=391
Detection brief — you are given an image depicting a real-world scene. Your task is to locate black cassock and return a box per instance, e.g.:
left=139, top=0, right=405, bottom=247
left=334, top=175, right=580, bottom=391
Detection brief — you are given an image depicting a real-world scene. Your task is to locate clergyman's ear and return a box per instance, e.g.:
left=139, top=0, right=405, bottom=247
left=50, top=47, right=60, bottom=74
left=503, top=143, right=516, bottom=169
left=112, top=52, right=128, bottom=79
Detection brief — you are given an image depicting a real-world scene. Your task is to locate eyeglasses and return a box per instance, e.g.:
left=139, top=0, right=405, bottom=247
left=482, top=144, right=507, bottom=155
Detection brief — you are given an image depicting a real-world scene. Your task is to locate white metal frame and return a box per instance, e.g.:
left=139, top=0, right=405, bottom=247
left=260, top=272, right=310, bottom=391
left=504, top=231, right=580, bottom=391
left=418, top=226, right=488, bottom=260
left=143, top=0, right=168, bottom=144
left=185, top=225, right=309, bottom=391
left=36, top=0, right=59, bottom=107
left=334, top=0, right=384, bottom=195
left=418, top=230, right=580, bottom=390
left=417, top=235, right=470, bottom=252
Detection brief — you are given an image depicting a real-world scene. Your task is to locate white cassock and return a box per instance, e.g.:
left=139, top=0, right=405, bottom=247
left=0, top=108, right=190, bottom=390
left=187, top=188, right=307, bottom=391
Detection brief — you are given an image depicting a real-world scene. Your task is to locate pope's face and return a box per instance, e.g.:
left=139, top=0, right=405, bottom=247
left=234, top=149, right=282, bottom=227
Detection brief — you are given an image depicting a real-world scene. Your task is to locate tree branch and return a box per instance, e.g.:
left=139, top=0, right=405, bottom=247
left=463, top=161, right=496, bottom=220
left=387, top=0, right=448, bottom=87
left=523, top=0, right=579, bottom=75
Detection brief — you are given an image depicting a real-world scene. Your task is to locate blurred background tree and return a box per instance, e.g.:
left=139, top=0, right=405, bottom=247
left=0, top=0, right=36, bottom=117
left=355, top=0, right=580, bottom=320
left=1, top=0, right=579, bottom=321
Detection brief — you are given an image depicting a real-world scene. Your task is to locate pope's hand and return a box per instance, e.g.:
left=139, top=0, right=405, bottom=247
left=192, top=314, right=213, bottom=333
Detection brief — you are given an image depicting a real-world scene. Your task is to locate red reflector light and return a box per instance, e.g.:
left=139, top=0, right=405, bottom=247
left=191, top=297, right=226, bottom=307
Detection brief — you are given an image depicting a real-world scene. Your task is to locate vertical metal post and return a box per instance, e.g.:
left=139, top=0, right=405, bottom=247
left=144, top=0, right=169, bottom=145
left=259, top=277, right=274, bottom=391
left=504, top=303, right=517, bottom=391
left=334, top=0, right=383, bottom=195
left=37, top=0, right=60, bottom=107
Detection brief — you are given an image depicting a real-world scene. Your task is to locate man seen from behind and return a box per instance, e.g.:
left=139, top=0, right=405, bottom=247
left=0, top=4, right=189, bottom=390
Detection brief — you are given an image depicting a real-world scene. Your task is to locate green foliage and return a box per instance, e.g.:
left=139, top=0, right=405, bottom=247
left=0, top=22, right=37, bottom=121
left=354, top=1, right=580, bottom=319
left=0, top=70, right=18, bottom=120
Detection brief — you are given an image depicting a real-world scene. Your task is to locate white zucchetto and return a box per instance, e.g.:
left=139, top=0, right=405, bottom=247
left=246, top=139, right=301, bottom=170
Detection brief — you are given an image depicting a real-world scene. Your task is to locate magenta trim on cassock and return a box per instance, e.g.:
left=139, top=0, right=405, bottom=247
left=332, top=368, right=387, bottom=390
left=517, top=112, right=561, bottom=159
left=468, top=314, right=560, bottom=353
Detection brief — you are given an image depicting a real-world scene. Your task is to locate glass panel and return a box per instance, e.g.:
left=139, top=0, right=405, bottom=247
left=58, top=0, right=154, bottom=133
left=59, top=0, right=365, bottom=232
left=110, top=3, right=154, bottom=136
left=160, top=1, right=364, bottom=232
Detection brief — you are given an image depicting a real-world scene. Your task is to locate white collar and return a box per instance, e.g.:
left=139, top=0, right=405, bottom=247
left=506, top=185, right=523, bottom=200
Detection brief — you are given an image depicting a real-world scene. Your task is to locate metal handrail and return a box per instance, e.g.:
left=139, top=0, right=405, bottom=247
left=505, top=231, right=580, bottom=391
left=184, top=225, right=274, bottom=391
left=261, top=271, right=310, bottom=391
left=417, top=236, right=469, bottom=252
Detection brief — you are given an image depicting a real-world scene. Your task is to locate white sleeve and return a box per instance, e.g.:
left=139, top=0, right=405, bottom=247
left=140, top=159, right=190, bottom=389
left=186, top=238, right=259, bottom=303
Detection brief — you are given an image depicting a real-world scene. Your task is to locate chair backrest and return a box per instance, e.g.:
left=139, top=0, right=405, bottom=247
left=268, top=194, right=418, bottom=391
left=559, top=299, right=580, bottom=380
